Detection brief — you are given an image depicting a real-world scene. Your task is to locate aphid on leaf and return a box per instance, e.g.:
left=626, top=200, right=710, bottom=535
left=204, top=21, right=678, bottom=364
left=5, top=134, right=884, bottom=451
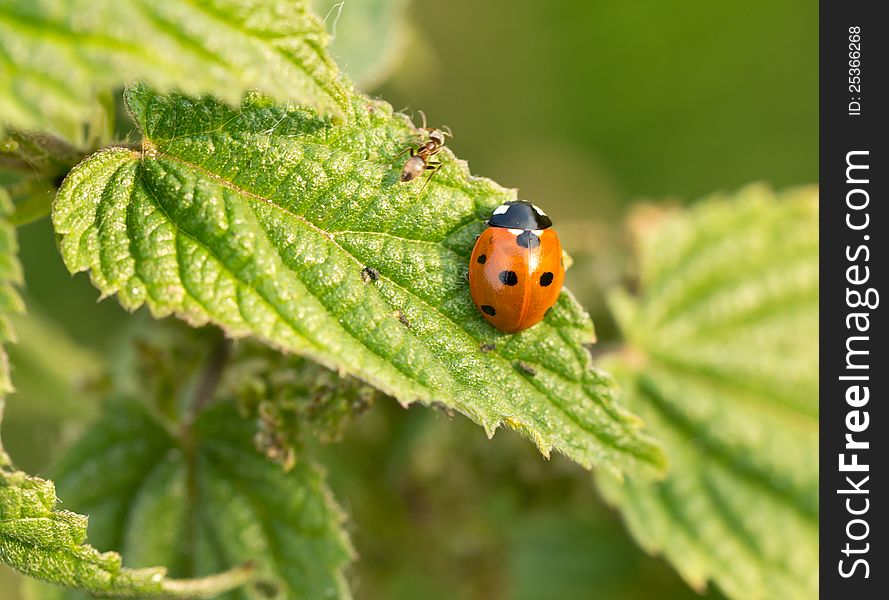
left=397, top=119, right=452, bottom=193
left=361, top=266, right=379, bottom=284
left=469, top=200, right=565, bottom=333
left=393, top=309, right=411, bottom=329
left=514, top=361, right=537, bottom=376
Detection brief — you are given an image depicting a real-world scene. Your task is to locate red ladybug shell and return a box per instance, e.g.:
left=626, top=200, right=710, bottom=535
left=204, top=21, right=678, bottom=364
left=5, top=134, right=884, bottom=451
left=468, top=201, right=565, bottom=333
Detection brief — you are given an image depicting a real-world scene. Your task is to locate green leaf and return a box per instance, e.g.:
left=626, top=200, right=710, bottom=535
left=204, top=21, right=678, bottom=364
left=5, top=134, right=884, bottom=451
left=0, top=195, right=248, bottom=600
left=24, top=398, right=353, bottom=600
left=53, top=84, right=665, bottom=478
left=223, top=340, right=379, bottom=469
left=0, top=0, right=347, bottom=140
left=0, top=130, right=83, bottom=179
left=0, top=185, right=25, bottom=449
left=1, top=469, right=255, bottom=599
left=598, top=185, right=818, bottom=600
left=1, top=129, right=86, bottom=226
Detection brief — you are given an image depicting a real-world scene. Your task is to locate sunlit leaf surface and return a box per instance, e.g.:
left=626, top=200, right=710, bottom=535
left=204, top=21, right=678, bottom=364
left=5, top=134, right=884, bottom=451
left=53, top=83, right=665, bottom=478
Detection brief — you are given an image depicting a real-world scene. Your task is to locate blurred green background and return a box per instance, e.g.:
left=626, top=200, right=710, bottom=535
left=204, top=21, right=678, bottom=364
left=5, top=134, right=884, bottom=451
left=374, top=0, right=817, bottom=216
left=2, top=0, right=815, bottom=598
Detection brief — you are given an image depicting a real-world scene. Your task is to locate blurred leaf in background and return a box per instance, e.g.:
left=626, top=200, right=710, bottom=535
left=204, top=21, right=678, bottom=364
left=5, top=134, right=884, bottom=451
left=0, top=190, right=23, bottom=405
left=23, top=399, right=352, bottom=600
left=0, top=0, right=347, bottom=141
left=312, top=0, right=415, bottom=89
left=380, top=0, right=816, bottom=216
left=600, top=186, right=818, bottom=600
left=320, top=402, right=726, bottom=600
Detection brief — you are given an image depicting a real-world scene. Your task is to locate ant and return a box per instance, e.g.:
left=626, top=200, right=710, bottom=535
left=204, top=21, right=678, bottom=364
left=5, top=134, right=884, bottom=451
left=396, top=112, right=452, bottom=193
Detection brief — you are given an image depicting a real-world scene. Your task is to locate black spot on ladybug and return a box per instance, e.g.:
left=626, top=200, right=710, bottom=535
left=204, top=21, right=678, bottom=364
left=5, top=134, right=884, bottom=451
left=540, top=272, right=554, bottom=287
left=479, top=342, right=497, bottom=353
left=477, top=254, right=487, bottom=264
left=499, top=270, right=518, bottom=286
left=361, top=266, right=379, bottom=284
left=515, top=231, right=541, bottom=249
left=481, top=305, right=496, bottom=316
left=514, top=361, right=537, bottom=376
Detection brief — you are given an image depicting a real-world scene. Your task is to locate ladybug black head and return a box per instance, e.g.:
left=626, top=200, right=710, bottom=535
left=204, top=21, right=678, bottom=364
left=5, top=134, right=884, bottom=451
left=487, top=200, right=553, bottom=230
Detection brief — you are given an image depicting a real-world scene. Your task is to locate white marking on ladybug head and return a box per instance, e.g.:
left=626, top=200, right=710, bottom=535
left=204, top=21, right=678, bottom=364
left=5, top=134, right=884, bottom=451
left=532, top=229, right=543, bottom=236
left=532, top=204, right=547, bottom=216
left=493, top=204, right=510, bottom=215
left=507, top=228, right=523, bottom=235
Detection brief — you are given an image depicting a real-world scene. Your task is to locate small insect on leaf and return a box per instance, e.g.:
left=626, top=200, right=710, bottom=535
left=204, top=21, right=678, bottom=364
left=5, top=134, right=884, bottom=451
left=398, top=123, right=451, bottom=192
left=361, top=266, right=379, bottom=284
left=392, top=309, right=411, bottom=329
left=514, top=361, right=537, bottom=376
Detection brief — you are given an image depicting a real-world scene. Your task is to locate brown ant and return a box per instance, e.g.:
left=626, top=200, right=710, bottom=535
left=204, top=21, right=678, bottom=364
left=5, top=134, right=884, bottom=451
left=396, top=113, right=452, bottom=193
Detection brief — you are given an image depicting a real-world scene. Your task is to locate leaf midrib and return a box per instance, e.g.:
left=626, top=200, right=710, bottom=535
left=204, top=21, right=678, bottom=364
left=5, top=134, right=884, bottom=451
left=134, top=154, right=429, bottom=399
left=136, top=147, right=505, bottom=378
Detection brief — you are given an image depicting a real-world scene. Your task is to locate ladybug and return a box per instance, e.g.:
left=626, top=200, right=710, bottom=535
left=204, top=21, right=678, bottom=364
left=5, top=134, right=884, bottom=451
left=469, top=200, right=565, bottom=333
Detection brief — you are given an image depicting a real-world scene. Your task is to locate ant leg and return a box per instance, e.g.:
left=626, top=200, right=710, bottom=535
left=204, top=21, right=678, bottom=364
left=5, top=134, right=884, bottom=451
left=390, top=146, right=415, bottom=164
left=417, top=161, right=442, bottom=195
